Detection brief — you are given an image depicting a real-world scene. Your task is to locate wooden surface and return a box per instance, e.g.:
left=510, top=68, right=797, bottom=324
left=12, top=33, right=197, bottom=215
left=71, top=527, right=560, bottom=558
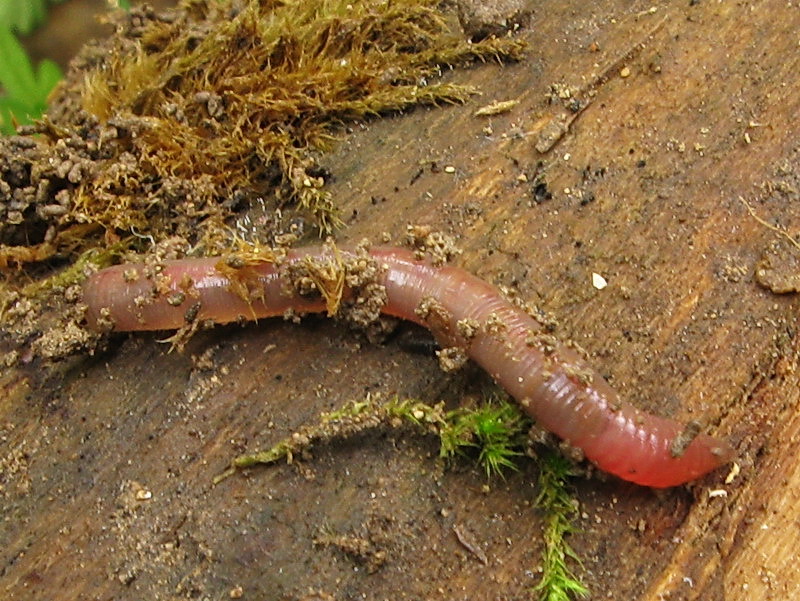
left=4, top=0, right=800, bottom=599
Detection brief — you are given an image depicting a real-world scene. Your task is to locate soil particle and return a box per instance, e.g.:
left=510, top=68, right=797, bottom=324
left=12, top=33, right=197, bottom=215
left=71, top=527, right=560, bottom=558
left=30, top=314, right=96, bottom=359
left=669, top=420, right=702, bottom=458
left=456, top=317, right=480, bottom=340
left=484, top=312, right=508, bottom=337
left=754, top=238, right=800, bottom=294
left=456, top=0, right=533, bottom=41
left=415, top=296, right=460, bottom=347
left=280, top=240, right=389, bottom=332
left=296, top=590, right=335, bottom=601
left=337, top=244, right=389, bottom=330
left=526, top=331, right=559, bottom=354
left=563, top=363, right=595, bottom=386
left=405, top=224, right=462, bottom=266
left=436, top=346, right=469, bottom=372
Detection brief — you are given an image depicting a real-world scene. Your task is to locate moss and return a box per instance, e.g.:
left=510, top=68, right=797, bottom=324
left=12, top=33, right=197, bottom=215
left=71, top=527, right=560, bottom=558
left=433, top=395, right=528, bottom=477
left=1, top=0, right=525, bottom=274
left=215, top=393, right=531, bottom=482
left=76, top=0, right=524, bottom=238
left=533, top=452, right=589, bottom=601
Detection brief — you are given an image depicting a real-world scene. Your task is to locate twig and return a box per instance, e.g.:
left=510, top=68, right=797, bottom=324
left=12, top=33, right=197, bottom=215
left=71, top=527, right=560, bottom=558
left=739, top=196, right=800, bottom=251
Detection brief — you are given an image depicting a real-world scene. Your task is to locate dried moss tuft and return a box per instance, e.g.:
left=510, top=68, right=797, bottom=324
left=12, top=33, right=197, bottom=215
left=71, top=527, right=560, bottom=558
left=0, top=0, right=525, bottom=274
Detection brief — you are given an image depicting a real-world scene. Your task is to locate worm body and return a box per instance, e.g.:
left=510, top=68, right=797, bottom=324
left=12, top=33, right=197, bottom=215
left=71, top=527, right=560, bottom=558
left=83, top=245, right=733, bottom=487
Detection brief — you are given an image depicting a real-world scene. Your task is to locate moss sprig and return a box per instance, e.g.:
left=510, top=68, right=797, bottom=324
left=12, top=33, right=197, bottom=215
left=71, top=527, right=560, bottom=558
left=435, top=398, right=527, bottom=478
left=214, top=394, right=530, bottom=482
left=533, top=452, right=589, bottom=601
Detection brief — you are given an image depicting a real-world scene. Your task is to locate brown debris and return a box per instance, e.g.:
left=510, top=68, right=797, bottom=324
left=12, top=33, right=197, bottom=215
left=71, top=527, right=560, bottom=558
left=669, top=420, right=702, bottom=459
left=415, top=296, right=459, bottom=346
left=456, top=0, right=533, bottom=41
left=406, top=224, right=462, bottom=266
left=313, top=531, right=388, bottom=574
left=452, top=523, right=489, bottom=565
left=436, top=346, right=469, bottom=372
left=755, top=238, right=800, bottom=294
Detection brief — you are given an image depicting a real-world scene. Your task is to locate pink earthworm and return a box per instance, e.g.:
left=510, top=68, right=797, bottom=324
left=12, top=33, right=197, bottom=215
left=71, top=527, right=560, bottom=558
left=82, top=245, right=734, bottom=487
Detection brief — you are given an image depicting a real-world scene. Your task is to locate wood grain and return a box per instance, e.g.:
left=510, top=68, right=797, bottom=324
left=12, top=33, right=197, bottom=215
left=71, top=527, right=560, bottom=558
left=3, top=0, right=800, bottom=599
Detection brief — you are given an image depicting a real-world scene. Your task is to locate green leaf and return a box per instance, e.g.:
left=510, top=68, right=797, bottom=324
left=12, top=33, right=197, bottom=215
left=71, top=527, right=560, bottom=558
left=0, top=26, right=64, bottom=135
left=35, top=58, right=63, bottom=100
left=0, top=95, right=33, bottom=113
left=0, top=0, right=49, bottom=35
left=0, top=27, right=38, bottom=99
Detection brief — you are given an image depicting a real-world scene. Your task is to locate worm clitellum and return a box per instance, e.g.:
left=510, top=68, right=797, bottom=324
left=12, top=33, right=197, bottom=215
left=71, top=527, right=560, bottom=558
left=82, top=244, right=734, bottom=487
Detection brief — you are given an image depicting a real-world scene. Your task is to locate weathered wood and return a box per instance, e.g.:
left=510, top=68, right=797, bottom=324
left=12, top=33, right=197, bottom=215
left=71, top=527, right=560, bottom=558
left=3, top=0, right=800, bottom=599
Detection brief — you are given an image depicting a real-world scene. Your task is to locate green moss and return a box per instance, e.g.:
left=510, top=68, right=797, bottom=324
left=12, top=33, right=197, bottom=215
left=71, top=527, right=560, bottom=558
left=215, top=394, right=530, bottom=482
left=429, top=396, right=527, bottom=477
left=533, top=452, right=589, bottom=601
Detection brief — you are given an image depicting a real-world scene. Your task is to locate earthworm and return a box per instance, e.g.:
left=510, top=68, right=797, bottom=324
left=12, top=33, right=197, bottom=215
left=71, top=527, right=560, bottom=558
left=82, top=244, right=734, bottom=487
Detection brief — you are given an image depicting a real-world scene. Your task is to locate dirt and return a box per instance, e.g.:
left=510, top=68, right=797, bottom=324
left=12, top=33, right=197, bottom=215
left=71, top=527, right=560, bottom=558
left=405, top=224, right=463, bottom=266
left=455, top=0, right=534, bottom=41
left=755, top=238, right=800, bottom=294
